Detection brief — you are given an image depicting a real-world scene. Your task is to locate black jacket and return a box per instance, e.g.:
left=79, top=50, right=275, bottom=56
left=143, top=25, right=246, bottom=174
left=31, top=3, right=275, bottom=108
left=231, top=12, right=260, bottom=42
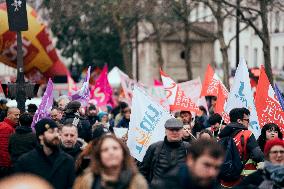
left=15, top=146, right=75, bottom=189
left=218, top=122, right=264, bottom=162
left=62, top=113, right=92, bottom=142
left=61, top=141, right=82, bottom=159
left=158, top=163, right=221, bottom=189
left=116, top=117, right=130, bottom=128
left=8, top=126, right=37, bottom=164
left=139, top=137, right=189, bottom=188
left=87, top=115, right=99, bottom=126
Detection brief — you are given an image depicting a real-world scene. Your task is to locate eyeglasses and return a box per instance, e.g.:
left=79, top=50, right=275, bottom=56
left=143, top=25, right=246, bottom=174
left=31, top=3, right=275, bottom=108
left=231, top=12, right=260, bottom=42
left=167, top=128, right=182, bottom=131
left=242, top=118, right=250, bottom=122
left=269, top=150, right=284, bottom=155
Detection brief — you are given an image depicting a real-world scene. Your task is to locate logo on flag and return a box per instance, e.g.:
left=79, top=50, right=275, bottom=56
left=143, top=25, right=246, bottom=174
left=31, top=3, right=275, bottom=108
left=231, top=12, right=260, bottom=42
left=225, top=58, right=260, bottom=138
left=127, top=87, right=173, bottom=161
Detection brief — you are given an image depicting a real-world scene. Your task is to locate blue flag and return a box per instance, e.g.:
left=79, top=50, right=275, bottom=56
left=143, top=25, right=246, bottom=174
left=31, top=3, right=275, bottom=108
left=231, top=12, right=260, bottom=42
left=274, top=84, right=284, bottom=111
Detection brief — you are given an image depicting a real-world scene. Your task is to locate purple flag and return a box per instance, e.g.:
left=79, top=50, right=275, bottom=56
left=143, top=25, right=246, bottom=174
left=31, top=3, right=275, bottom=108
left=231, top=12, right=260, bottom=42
left=31, top=78, right=54, bottom=131
left=71, top=66, right=91, bottom=106
left=275, top=84, right=284, bottom=111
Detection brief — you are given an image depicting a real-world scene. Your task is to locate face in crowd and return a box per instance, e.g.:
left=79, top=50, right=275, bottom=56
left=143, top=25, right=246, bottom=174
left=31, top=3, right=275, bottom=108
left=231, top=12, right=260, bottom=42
left=180, top=112, right=192, bottom=125
left=58, top=98, right=70, bottom=110
left=182, top=124, right=192, bottom=138
left=39, top=127, right=60, bottom=150
left=266, top=127, right=279, bottom=140
left=238, top=113, right=250, bottom=128
left=60, top=126, right=78, bottom=148
left=50, top=108, right=63, bottom=122
left=123, top=108, right=131, bottom=120
left=7, top=107, right=20, bottom=124
left=100, top=137, right=124, bottom=169
left=268, top=145, right=284, bottom=165
left=187, top=145, right=224, bottom=187
left=166, top=127, right=183, bottom=142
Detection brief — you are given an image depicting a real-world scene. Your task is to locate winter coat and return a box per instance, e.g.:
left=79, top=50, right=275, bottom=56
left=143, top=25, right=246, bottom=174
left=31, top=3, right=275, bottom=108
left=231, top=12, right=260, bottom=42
left=73, top=168, right=148, bottom=189
left=62, top=113, right=92, bottom=142
left=116, top=117, right=130, bottom=128
left=87, top=115, right=99, bottom=126
left=218, top=122, right=264, bottom=163
left=234, top=162, right=284, bottom=189
left=61, top=141, right=83, bottom=159
left=157, top=163, right=221, bottom=189
left=15, top=145, right=75, bottom=189
left=0, top=118, right=17, bottom=167
left=139, top=137, right=189, bottom=188
left=8, top=126, right=37, bottom=164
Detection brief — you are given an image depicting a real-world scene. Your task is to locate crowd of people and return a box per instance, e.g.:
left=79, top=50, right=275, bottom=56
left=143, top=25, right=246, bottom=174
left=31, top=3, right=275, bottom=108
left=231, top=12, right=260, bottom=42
left=0, top=95, right=283, bottom=189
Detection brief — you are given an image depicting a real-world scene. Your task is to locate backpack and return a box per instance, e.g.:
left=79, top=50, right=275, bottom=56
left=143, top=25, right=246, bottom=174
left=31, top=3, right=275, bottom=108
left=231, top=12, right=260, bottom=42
left=218, top=131, right=245, bottom=182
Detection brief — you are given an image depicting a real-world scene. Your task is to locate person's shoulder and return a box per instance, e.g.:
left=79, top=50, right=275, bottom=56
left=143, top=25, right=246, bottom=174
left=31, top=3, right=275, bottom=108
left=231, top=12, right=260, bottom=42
left=17, top=148, right=37, bottom=161
left=73, top=168, right=94, bottom=189
left=149, top=141, right=164, bottom=149
left=130, top=173, right=148, bottom=189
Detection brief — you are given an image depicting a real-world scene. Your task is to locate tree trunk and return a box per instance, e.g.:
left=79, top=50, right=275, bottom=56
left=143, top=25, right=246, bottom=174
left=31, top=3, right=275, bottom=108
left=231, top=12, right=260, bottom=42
left=113, top=13, right=133, bottom=78
left=260, top=1, right=273, bottom=85
left=184, top=21, right=193, bottom=80
left=216, top=10, right=230, bottom=89
left=151, top=22, right=164, bottom=79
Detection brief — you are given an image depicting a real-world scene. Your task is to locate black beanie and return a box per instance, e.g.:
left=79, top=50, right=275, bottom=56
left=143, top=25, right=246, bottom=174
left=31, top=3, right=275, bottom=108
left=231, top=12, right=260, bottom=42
left=35, top=118, right=58, bottom=138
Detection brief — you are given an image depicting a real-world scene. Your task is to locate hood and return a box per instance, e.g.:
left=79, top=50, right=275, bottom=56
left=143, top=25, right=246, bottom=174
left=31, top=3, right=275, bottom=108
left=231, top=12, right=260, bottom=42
left=218, top=122, right=247, bottom=138
left=16, top=126, right=33, bottom=134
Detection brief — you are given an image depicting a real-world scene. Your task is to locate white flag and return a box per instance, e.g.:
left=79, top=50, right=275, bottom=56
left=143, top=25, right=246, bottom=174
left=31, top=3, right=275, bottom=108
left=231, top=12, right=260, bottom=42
left=127, top=87, right=173, bottom=162
left=225, top=58, right=261, bottom=138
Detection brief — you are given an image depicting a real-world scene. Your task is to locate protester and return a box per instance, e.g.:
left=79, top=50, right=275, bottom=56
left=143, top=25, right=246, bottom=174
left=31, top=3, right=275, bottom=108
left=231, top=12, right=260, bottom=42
left=199, top=129, right=214, bottom=139
left=0, top=98, right=8, bottom=122
left=196, top=105, right=209, bottom=128
left=50, top=107, right=63, bottom=123
left=27, top=103, right=38, bottom=116
left=57, top=95, right=71, bottom=110
left=218, top=107, right=264, bottom=188
left=180, top=110, right=203, bottom=137
left=139, top=118, right=189, bottom=188
left=15, top=118, right=75, bottom=189
left=257, top=123, right=283, bottom=152
left=86, top=105, right=99, bottom=126
left=0, top=107, right=20, bottom=178
left=60, top=124, right=86, bottom=159
left=73, top=135, right=148, bottom=189
left=208, top=113, right=226, bottom=138
left=182, top=124, right=195, bottom=143
left=97, top=111, right=110, bottom=129
left=8, top=113, right=37, bottom=164
left=62, top=101, right=92, bottom=142
left=159, top=138, right=224, bottom=189
left=208, top=96, right=217, bottom=115
left=114, top=101, right=128, bottom=126
left=0, top=174, right=54, bottom=189
left=116, top=107, right=131, bottom=128
left=234, top=138, right=284, bottom=189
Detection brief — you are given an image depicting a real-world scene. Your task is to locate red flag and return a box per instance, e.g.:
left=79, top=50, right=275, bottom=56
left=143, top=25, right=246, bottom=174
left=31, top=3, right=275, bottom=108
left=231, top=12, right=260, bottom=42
left=201, top=64, right=218, bottom=96
left=160, top=70, right=200, bottom=113
left=255, top=66, right=284, bottom=133
left=215, top=83, right=230, bottom=123
left=90, top=65, right=113, bottom=107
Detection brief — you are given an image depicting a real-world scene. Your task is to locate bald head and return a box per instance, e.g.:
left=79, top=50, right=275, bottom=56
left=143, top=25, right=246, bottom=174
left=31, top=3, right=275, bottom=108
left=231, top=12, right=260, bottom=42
left=0, top=174, right=54, bottom=189
left=7, top=107, right=20, bottom=124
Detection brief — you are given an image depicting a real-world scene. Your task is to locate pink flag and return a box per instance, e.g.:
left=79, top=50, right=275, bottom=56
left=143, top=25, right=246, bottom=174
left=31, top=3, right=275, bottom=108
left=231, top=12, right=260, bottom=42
left=154, top=79, right=163, bottom=86
left=67, top=75, right=77, bottom=96
left=90, top=65, right=113, bottom=107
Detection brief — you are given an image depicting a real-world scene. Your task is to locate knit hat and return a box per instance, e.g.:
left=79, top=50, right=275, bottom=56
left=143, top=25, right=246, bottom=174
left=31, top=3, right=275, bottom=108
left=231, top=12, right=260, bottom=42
left=98, top=112, right=108, bottom=121
left=264, top=138, right=284, bottom=156
left=164, top=118, right=183, bottom=129
left=35, top=118, right=58, bottom=137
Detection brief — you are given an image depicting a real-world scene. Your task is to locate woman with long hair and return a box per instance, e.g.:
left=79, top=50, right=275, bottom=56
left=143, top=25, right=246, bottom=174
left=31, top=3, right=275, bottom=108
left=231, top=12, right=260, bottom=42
left=73, top=135, right=148, bottom=189
left=257, top=123, right=283, bottom=152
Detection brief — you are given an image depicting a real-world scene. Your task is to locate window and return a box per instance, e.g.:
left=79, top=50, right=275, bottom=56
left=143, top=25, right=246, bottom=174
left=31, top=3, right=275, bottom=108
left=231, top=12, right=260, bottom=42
left=275, top=11, right=280, bottom=33
left=253, top=48, right=258, bottom=67
left=274, top=47, right=279, bottom=69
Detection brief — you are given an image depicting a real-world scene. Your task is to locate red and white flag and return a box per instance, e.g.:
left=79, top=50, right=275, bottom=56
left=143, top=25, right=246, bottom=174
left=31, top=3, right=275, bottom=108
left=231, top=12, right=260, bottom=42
left=160, top=70, right=200, bottom=113
left=255, top=66, right=284, bottom=133
left=201, top=64, right=220, bottom=96
left=215, top=83, right=230, bottom=123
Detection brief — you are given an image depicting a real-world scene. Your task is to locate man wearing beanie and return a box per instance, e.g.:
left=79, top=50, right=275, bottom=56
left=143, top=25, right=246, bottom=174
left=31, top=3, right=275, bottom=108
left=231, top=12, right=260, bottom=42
left=15, top=118, right=75, bottom=189
left=139, top=118, right=190, bottom=188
